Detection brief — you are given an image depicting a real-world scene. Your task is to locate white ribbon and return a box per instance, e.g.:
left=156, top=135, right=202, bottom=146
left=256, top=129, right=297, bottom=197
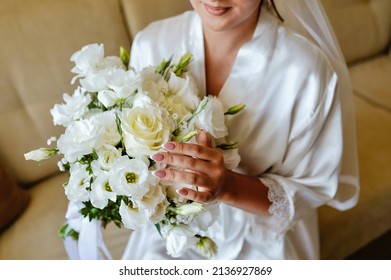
left=62, top=201, right=112, bottom=260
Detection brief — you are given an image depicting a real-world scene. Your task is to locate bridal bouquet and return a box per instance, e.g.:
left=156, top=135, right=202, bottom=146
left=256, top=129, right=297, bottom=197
left=24, top=43, right=244, bottom=259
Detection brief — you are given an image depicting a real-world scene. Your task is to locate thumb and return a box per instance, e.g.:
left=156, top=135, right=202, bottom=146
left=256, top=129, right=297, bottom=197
left=196, top=129, right=212, bottom=148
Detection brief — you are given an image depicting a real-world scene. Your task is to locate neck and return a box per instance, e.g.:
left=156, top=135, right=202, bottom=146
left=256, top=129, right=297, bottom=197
left=202, top=7, right=260, bottom=56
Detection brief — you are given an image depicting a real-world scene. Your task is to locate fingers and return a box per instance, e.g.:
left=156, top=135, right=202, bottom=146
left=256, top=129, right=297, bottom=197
left=151, top=152, right=211, bottom=174
left=152, top=168, right=213, bottom=188
left=152, top=168, right=216, bottom=203
left=162, top=141, right=218, bottom=162
left=150, top=130, right=224, bottom=204
left=196, top=129, right=213, bottom=148
left=177, top=187, right=214, bottom=203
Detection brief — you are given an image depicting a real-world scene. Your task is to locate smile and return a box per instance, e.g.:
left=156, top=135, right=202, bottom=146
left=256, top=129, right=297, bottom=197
left=203, top=2, right=231, bottom=16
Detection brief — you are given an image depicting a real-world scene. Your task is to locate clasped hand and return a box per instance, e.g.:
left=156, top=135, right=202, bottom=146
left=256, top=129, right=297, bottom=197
left=151, top=130, right=226, bottom=203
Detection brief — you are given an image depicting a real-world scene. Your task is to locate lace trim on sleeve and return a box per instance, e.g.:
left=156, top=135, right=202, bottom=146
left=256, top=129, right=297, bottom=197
left=263, top=177, right=290, bottom=218
left=259, top=176, right=293, bottom=233
left=244, top=176, right=294, bottom=257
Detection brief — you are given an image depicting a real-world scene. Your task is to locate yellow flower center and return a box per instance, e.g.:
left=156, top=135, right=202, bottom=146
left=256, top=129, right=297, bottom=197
left=125, top=172, right=138, bottom=184
left=104, top=182, right=112, bottom=192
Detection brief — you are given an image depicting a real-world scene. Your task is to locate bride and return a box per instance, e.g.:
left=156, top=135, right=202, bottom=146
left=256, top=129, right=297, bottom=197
left=120, top=0, right=360, bottom=260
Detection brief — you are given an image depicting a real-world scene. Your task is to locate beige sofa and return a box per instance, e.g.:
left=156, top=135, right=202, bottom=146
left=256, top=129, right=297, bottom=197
left=0, top=0, right=390, bottom=260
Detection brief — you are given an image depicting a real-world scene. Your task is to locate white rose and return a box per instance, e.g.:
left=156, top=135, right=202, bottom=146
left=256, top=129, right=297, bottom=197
left=109, top=156, right=151, bottom=199
left=50, top=87, right=91, bottom=127
left=119, top=200, right=148, bottom=230
left=90, top=170, right=117, bottom=209
left=192, top=96, right=228, bottom=139
left=65, top=163, right=91, bottom=202
left=57, top=118, right=104, bottom=162
left=120, top=105, right=171, bottom=157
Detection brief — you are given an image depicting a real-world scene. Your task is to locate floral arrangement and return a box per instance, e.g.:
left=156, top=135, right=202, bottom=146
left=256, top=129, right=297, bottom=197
left=24, top=43, right=244, bottom=259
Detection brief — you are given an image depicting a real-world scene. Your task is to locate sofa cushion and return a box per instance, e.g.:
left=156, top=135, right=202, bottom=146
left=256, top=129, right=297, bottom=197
left=322, top=0, right=391, bottom=64
left=0, top=0, right=131, bottom=185
left=0, top=172, right=131, bottom=260
left=0, top=173, right=69, bottom=259
left=0, top=163, right=30, bottom=231
left=319, top=96, right=391, bottom=259
left=121, top=0, right=193, bottom=38
left=349, top=54, right=391, bottom=110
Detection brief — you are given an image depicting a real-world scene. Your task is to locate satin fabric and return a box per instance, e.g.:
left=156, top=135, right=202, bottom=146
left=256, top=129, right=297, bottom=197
left=122, top=8, right=356, bottom=260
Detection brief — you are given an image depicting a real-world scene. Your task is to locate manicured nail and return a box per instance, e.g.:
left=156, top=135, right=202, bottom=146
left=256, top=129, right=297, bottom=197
left=152, top=170, right=166, bottom=179
left=151, top=153, right=164, bottom=162
left=163, top=142, right=175, bottom=150
left=176, top=188, right=188, bottom=196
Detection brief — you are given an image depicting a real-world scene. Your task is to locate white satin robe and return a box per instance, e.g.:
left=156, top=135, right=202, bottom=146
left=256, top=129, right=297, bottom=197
left=121, top=9, right=357, bottom=260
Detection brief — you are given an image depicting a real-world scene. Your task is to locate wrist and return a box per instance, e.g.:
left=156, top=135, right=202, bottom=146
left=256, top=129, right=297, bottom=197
left=216, top=168, right=237, bottom=203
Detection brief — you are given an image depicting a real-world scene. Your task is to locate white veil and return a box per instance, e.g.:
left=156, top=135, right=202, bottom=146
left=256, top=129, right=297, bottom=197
left=273, top=0, right=360, bottom=210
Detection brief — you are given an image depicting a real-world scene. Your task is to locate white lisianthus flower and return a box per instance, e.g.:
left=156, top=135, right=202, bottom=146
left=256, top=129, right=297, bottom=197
left=138, top=67, right=168, bottom=104
left=133, top=182, right=166, bottom=216
left=71, top=44, right=124, bottom=92
left=196, top=236, right=218, bottom=258
left=190, top=201, right=220, bottom=232
left=149, top=195, right=170, bottom=224
left=89, top=111, right=121, bottom=146
left=65, top=163, right=91, bottom=202
left=109, top=156, right=151, bottom=199
left=50, top=87, right=91, bottom=127
left=90, top=170, right=117, bottom=209
left=168, top=72, right=200, bottom=110
left=191, top=96, right=228, bottom=139
left=162, top=225, right=198, bottom=258
left=57, top=118, right=104, bottom=162
left=93, top=144, right=121, bottom=171
left=120, top=105, right=171, bottom=157
left=24, top=148, right=57, bottom=161
left=80, top=70, right=111, bottom=92
left=220, top=148, right=241, bottom=170
left=97, top=68, right=138, bottom=108
left=119, top=200, right=148, bottom=230
left=70, top=43, right=124, bottom=83
left=162, top=95, right=195, bottom=125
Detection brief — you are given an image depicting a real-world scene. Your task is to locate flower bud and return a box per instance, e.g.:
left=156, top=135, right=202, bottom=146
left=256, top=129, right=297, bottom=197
left=177, top=130, right=199, bottom=142
left=120, top=46, right=130, bottom=67
left=196, top=236, right=218, bottom=258
left=172, top=202, right=203, bottom=216
left=224, top=104, right=246, bottom=115
left=24, top=148, right=58, bottom=161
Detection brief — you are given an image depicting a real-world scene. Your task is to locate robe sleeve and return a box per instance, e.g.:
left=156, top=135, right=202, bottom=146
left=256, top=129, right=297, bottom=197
left=252, top=70, right=342, bottom=235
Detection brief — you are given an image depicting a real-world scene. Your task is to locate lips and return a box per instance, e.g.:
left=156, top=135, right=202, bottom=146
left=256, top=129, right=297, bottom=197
left=203, top=2, right=231, bottom=16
